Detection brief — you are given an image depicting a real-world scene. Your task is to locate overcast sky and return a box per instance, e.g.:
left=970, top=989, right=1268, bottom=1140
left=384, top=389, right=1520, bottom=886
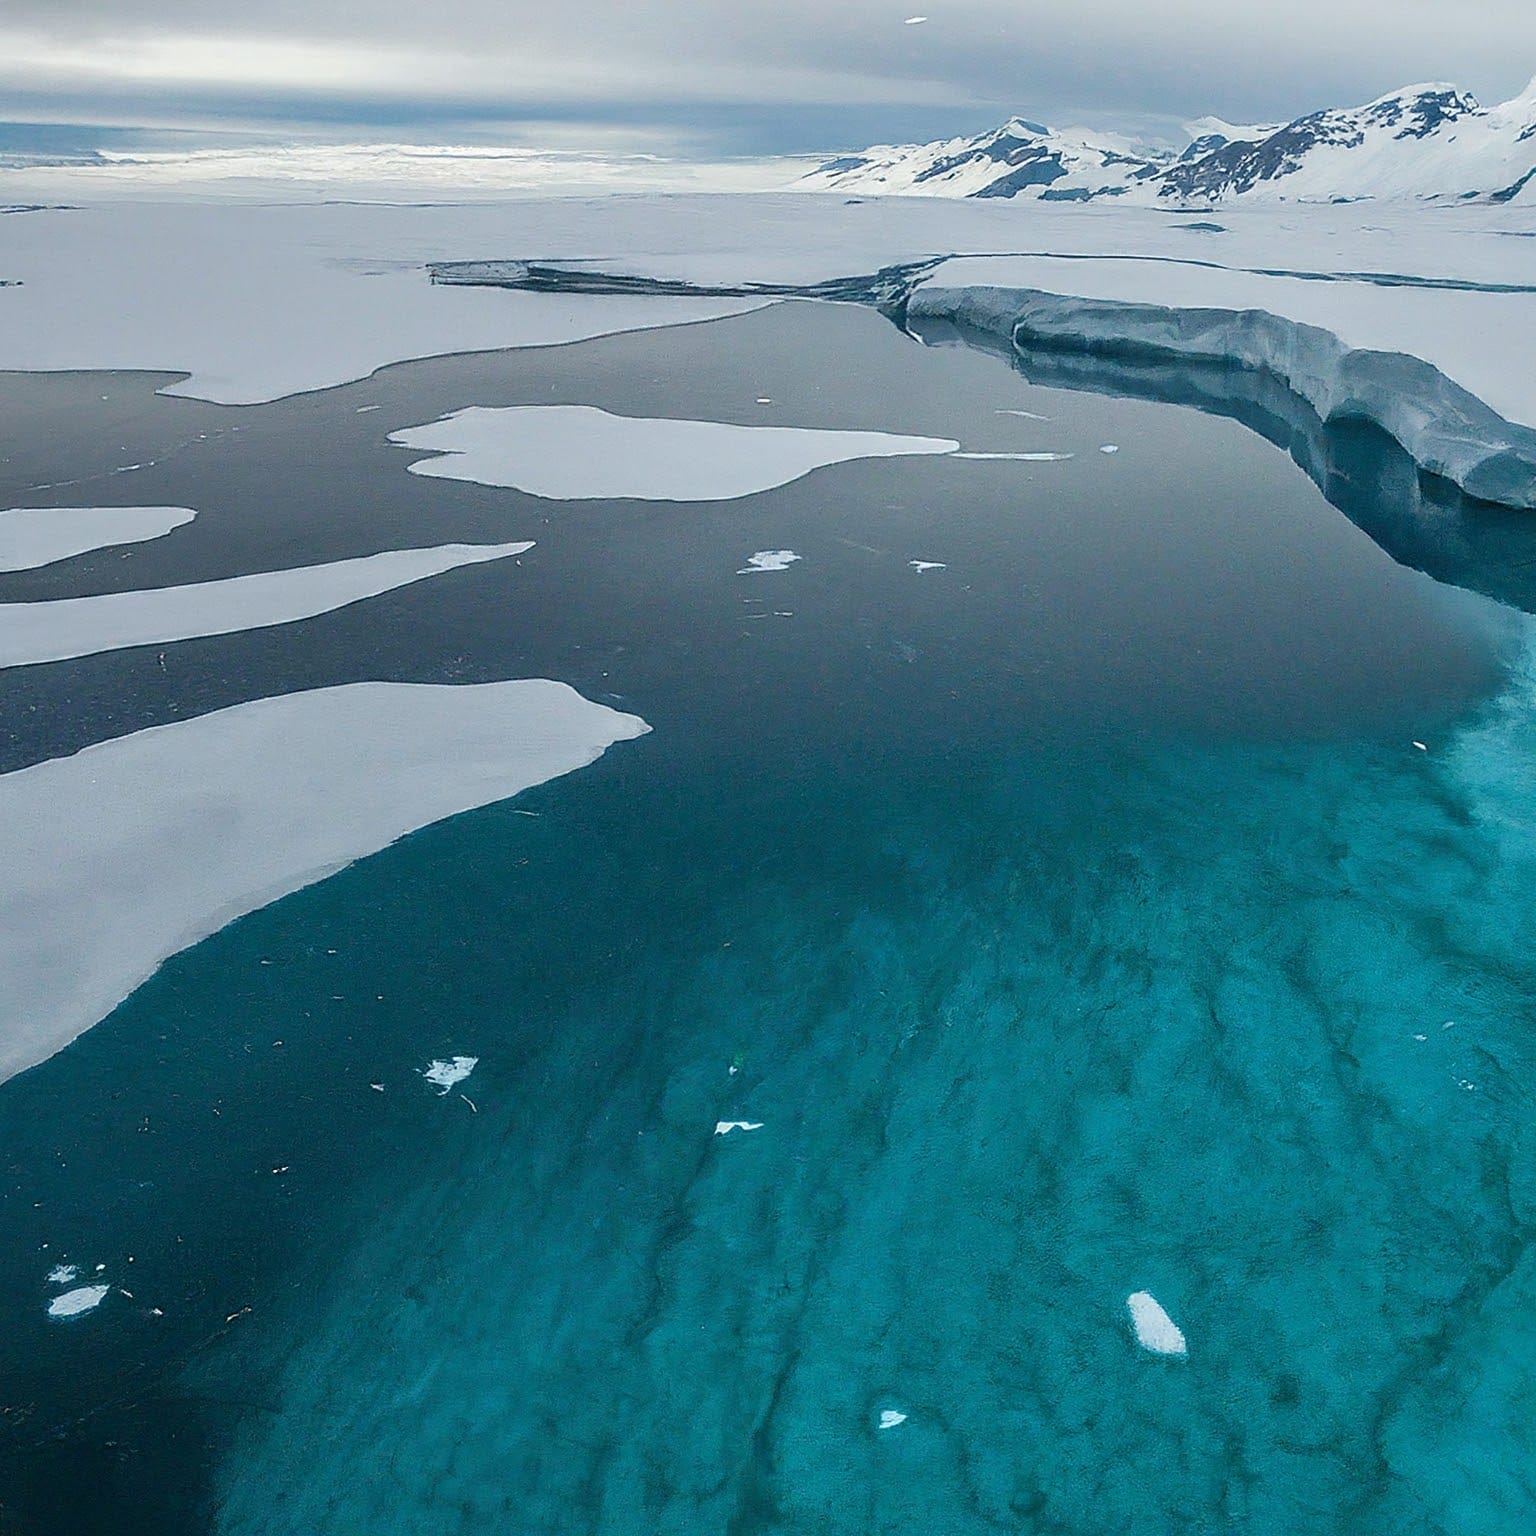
left=2, top=1, right=1533, bottom=154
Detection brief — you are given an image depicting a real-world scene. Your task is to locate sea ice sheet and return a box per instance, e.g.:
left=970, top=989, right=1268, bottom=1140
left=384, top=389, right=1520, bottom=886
left=0, top=505, right=197, bottom=572
left=47, top=1285, right=110, bottom=1320
left=389, top=406, right=959, bottom=502
left=0, top=540, right=532, bottom=669
left=0, top=680, right=649, bottom=1085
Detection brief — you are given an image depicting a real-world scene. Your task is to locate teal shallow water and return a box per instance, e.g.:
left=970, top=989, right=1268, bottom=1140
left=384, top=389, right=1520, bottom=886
left=181, top=644, right=1536, bottom=1536
left=2, top=302, right=1534, bottom=1533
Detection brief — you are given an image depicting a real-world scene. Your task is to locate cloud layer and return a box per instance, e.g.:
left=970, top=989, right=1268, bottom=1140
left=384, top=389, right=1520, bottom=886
left=3, top=2, right=1532, bottom=151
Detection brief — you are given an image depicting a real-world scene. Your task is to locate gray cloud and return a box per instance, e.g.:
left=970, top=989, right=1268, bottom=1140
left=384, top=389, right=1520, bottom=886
left=1, top=1, right=1532, bottom=150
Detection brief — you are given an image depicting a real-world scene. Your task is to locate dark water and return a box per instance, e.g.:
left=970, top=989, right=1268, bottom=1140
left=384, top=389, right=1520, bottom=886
left=1, top=302, right=1533, bottom=1535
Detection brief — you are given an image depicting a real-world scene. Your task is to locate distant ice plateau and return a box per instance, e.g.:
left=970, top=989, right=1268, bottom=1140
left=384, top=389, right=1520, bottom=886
left=0, top=681, right=650, bottom=1086
left=1, top=191, right=1534, bottom=510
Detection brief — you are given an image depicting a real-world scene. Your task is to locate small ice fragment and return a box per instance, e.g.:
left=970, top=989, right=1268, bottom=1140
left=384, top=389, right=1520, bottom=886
left=46, top=1264, right=78, bottom=1286
left=48, top=1284, right=110, bottom=1319
left=1413, top=1033, right=1427, bottom=1041
left=1099, top=444, right=1120, bottom=454
left=738, top=550, right=800, bottom=574
left=909, top=560, right=947, bottom=573
left=370, top=1082, right=385, bottom=1092
left=714, top=1121, right=764, bottom=1136
left=755, top=397, right=772, bottom=404
left=995, top=409, right=1050, bottom=421
left=1127, top=1291, right=1187, bottom=1355
left=904, top=15, right=928, bottom=22
left=1412, top=741, right=1428, bottom=751
left=1442, top=1020, right=1457, bottom=1030
left=355, top=405, right=381, bottom=413
left=879, top=1409, right=908, bottom=1429
left=1458, top=1079, right=1477, bottom=1091
left=421, top=1056, right=478, bottom=1095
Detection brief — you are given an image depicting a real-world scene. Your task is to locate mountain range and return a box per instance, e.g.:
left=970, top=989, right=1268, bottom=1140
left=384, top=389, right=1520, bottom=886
left=801, top=79, right=1536, bottom=205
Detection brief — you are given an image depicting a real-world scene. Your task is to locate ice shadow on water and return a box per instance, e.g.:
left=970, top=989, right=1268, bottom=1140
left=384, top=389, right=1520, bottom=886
left=910, top=314, right=1536, bottom=616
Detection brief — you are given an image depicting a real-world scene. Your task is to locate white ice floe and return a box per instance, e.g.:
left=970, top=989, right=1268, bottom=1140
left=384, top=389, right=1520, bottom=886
left=421, top=1056, right=479, bottom=1095
left=0, top=540, right=531, bottom=670
left=996, top=409, right=1052, bottom=421
left=1099, top=445, right=1121, bottom=455
left=909, top=560, right=947, bottom=572
left=739, top=551, right=801, bottom=574
left=904, top=15, right=928, bottom=23
left=878, top=1409, right=909, bottom=1429
left=0, top=203, right=773, bottom=404
left=48, top=1284, right=110, bottom=1319
left=0, top=680, right=649, bottom=1085
left=1127, top=1290, right=1188, bottom=1356
left=0, top=506, right=197, bottom=572
left=389, top=406, right=959, bottom=502
left=46, top=1264, right=79, bottom=1286
left=714, top=1121, right=764, bottom=1135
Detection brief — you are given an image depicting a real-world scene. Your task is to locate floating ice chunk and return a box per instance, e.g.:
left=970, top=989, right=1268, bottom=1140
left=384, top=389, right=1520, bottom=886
left=1412, top=740, right=1429, bottom=751
left=739, top=551, right=801, bottom=574
left=0, top=506, right=198, bottom=572
left=878, top=1409, right=908, bottom=1429
left=996, top=409, right=1051, bottom=421
left=954, top=451, right=1074, bottom=462
left=46, top=1264, right=78, bottom=1286
left=909, top=560, right=947, bottom=572
left=1099, top=444, right=1121, bottom=454
left=355, top=405, right=381, bottom=413
left=0, top=680, right=648, bottom=1085
left=1127, top=1291, right=1187, bottom=1355
left=904, top=15, right=929, bottom=23
left=48, top=1284, right=110, bottom=1319
left=714, top=1121, right=764, bottom=1135
left=421, top=1056, right=478, bottom=1095
left=0, top=541, right=531, bottom=670
left=390, top=406, right=958, bottom=502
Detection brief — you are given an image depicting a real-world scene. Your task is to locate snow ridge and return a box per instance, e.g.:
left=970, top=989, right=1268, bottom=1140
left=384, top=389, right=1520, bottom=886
left=907, top=283, right=1536, bottom=507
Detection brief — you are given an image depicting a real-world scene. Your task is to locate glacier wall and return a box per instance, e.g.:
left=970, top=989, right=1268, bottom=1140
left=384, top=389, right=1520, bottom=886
left=906, top=284, right=1536, bottom=510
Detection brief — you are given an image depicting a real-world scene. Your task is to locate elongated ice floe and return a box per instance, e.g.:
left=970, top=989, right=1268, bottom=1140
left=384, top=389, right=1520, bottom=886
left=0, top=505, right=197, bottom=572
left=0, top=541, right=531, bottom=669
left=0, top=680, right=649, bottom=1085
left=714, top=1121, right=764, bottom=1135
left=389, top=406, right=959, bottom=502
left=1127, top=1291, right=1188, bottom=1356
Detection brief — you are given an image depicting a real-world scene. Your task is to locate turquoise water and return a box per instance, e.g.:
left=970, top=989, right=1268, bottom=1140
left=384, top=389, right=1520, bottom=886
left=2, top=302, right=1534, bottom=1533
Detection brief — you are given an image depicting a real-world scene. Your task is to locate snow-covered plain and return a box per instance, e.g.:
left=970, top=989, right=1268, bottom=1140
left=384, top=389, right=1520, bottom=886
left=390, top=405, right=958, bottom=500
left=0, top=541, right=532, bottom=670
left=0, top=201, right=770, bottom=403
left=0, top=681, right=649, bottom=1085
left=2, top=184, right=1535, bottom=501
left=0, top=505, right=197, bottom=572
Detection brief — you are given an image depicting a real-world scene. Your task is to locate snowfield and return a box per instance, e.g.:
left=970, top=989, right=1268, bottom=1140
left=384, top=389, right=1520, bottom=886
left=1, top=187, right=1534, bottom=505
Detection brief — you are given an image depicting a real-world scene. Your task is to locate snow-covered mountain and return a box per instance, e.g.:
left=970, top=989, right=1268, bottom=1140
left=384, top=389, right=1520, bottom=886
left=802, top=79, right=1536, bottom=205
left=1159, top=81, right=1536, bottom=203
left=798, top=118, right=1172, bottom=201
